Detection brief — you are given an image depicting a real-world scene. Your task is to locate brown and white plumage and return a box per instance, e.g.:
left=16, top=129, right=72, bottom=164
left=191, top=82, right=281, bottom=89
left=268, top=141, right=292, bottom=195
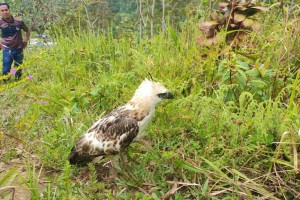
left=68, top=79, right=173, bottom=165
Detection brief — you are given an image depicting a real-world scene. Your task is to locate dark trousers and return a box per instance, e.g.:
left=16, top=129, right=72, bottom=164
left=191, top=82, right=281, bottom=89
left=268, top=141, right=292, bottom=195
left=2, top=48, right=24, bottom=79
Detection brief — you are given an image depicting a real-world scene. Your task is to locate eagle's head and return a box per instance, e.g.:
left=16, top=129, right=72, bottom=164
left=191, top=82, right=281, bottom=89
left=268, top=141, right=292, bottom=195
left=132, top=79, right=173, bottom=105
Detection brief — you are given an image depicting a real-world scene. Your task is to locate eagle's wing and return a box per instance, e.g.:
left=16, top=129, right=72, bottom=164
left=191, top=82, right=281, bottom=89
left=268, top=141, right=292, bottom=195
left=68, top=115, right=139, bottom=165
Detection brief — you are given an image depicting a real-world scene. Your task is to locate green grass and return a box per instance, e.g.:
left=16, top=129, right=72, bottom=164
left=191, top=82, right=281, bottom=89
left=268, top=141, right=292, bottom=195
left=0, top=6, right=299, bottom=199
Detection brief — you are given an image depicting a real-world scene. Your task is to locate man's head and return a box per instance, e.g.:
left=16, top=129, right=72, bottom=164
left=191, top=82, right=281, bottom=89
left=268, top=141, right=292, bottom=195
left=0, top=3, right=11, bottom=20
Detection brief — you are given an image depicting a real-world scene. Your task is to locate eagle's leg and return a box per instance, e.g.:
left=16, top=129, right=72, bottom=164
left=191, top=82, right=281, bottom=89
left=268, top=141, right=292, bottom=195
left=92, top=156, right=104, bottom=164
left=119, top=151, right=128, bottom=163
left=133, top=136, right=154, bottom=150
left=107, top=151, right=129, bottom=173
left=93, top=155, right=121, bottom=178
left=112, top=149, right=133, bottom=174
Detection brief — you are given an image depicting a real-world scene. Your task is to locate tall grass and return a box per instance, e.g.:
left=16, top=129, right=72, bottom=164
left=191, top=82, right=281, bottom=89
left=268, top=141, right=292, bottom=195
left=0, top=6, right=299, bottom=199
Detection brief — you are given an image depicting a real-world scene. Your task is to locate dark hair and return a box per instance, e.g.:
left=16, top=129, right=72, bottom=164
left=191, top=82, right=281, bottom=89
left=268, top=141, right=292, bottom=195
left=0, top=2, right=9, bottom=9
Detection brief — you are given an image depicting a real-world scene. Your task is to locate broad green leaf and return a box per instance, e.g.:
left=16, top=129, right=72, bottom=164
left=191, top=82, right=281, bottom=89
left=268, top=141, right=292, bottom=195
left=201, top=21, right=219, bottom=27
left=239, top=0, right=254, bottom=7
left=251, top=6, right=268, bottom=11
left=242, top=18, right=253, bottom=27
left=258, top=67, right=267, bottom=77
left=236, top=6, right=247, bottom=11
left=237, top=69, right=247, bottom=82
left=251, top=79, right=268, bottom=87
left=222, top=71, right=231, bottom=82
left=236, top=76, right=247, bottom=88
left=245, top=69, right=260, bottom=77
left=264, top=57, right=271, bottom=69
left=236, top=51, right=260, bottom=60
left=234, top=13, right=246, bottom=22
left=265, top=134, right=274, bottom=143
left=257, top=91, right=263, bottom=95
left=237, top=61, right=249, bottom=70
left=90, top=88, right=100, bottom=96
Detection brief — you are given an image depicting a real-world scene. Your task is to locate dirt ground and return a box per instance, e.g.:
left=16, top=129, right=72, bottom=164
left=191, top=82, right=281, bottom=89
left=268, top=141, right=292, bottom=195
left=0, top=144, right=46, bottom=200
left=0, top=141, right=124, bottom=199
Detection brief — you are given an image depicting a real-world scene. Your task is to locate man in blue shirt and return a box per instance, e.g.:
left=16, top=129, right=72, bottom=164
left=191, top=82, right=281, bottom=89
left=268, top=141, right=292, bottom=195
left=0, top=2, right=30, bottom=82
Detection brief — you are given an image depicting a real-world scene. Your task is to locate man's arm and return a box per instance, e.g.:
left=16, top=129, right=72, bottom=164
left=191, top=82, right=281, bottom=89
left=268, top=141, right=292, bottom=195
left=21, top=22, right=30, bottom=47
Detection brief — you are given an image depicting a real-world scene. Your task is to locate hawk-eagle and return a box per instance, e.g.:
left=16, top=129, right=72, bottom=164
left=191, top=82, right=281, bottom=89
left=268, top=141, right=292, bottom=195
left=68, top=79, right=173, bottom=165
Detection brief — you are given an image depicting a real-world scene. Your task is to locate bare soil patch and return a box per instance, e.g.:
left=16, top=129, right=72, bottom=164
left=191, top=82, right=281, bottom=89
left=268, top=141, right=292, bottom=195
left=0, top=144, right=47, bottom=200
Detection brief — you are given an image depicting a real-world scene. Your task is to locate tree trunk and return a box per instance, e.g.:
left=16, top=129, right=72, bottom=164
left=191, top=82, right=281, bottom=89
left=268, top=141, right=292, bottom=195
left=161, top=0, right=166, bottom=32
left=151, top=0, right=156, bottom=38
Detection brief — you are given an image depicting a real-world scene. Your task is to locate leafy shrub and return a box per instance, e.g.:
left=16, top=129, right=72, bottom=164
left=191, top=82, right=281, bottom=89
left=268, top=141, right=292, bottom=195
left=198, top=0, right=267, bottom=46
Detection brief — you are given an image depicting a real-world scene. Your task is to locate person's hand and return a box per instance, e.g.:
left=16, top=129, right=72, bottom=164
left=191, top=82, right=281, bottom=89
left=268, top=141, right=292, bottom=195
left=23, top=41, right=28, bottom=48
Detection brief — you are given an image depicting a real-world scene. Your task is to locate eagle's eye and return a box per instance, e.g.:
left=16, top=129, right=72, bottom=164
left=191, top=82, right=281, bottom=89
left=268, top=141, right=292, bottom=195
left=157, top=93, right=166, bottom=98
left=157, top=92, right=174, bottom=99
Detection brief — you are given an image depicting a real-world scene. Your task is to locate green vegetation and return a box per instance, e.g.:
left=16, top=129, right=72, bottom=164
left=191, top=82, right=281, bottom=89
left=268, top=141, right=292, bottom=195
left=0, top=1, right=299, bottom=199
